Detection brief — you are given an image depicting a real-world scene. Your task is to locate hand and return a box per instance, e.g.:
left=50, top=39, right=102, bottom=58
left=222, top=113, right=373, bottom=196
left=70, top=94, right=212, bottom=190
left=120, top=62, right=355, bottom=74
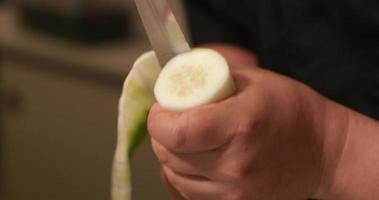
left=148, top=45, right=349, bottom=200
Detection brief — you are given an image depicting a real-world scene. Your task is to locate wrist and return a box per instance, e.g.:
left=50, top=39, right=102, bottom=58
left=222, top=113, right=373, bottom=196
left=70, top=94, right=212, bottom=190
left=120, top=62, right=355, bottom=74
left=322, top=110, right=379, bottom=199
left=313, top=100, right=350, bottom=199
left=292, top=83, right=350, bottom=199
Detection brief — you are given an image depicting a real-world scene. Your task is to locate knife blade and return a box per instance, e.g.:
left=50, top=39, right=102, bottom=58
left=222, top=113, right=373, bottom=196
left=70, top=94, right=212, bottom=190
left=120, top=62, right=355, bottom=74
left=134, top=0, right=191, bottom=67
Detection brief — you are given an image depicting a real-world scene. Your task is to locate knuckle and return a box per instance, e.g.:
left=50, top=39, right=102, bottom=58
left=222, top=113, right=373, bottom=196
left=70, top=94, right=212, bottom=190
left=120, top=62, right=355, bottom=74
left=221, top=160, right=251, bottom=181
left=151, top=141, right=168, bottom=164
left=147, top=112, right=160, bottom=135
left=235, top=120, right=252, bottom=137
left=165, top=172, right=177, bottom=187
left=169, top=177, right=177, bottom=187
left=170, top=124, right=188, bottom=151
left=234, top=116, right=261, bottom=138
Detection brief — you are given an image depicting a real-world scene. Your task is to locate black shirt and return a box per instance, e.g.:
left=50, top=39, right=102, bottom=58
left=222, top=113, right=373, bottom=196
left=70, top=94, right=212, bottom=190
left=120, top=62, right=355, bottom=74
left=184, top=0, right=379, bottom=120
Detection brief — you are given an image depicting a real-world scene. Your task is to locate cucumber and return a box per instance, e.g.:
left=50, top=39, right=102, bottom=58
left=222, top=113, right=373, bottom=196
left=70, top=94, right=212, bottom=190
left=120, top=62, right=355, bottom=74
left=155, top=48, right=235, bottom=112
left=112, top=48, right=235, bottom=200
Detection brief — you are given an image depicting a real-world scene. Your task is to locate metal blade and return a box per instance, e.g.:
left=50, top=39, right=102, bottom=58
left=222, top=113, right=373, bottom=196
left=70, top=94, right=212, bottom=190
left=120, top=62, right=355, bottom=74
left=134, top=0, right=191, bottom=67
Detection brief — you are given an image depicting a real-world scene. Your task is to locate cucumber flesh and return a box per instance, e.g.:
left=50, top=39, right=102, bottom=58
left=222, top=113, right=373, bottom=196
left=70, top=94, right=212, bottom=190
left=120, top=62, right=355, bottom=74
left=154, top=48, right=235, bottom=112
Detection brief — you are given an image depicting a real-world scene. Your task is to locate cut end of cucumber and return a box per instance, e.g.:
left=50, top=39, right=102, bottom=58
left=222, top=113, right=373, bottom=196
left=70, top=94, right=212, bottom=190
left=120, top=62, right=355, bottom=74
left=154, top=48, right=236, bottom=112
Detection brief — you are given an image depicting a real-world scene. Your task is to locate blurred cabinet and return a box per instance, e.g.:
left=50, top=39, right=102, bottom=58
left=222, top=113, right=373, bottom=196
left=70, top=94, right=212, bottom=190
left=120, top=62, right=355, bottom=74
left=0, top=3, right=168, bottom=200
left=0, top=53, right=168, bottom=200
left=18, top=0, right=131, bottom=43
left=1, top=59, right=119, bottom=200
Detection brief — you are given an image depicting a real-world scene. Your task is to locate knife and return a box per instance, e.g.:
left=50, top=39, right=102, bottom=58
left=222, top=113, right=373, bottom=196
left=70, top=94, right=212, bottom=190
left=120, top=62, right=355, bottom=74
left=134, top=0, right=191, bottom=67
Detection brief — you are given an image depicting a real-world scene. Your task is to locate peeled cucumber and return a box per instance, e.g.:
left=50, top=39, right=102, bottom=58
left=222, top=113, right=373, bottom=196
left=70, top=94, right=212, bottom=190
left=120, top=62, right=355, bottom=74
left=155, top=48, right=235, bottom=112
left=112, top=48, right=235, bottom=200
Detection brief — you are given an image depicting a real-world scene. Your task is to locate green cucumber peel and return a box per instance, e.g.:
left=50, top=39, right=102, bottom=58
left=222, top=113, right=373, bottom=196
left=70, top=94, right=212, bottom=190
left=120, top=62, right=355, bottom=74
left=112, top=51, right=161, bottom=200
left=127, top=109, right=150, bottom=157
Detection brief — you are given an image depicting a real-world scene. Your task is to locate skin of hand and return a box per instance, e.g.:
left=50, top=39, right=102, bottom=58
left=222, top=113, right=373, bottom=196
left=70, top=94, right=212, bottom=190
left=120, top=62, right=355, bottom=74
left=147, top=44, right=379, bottom=200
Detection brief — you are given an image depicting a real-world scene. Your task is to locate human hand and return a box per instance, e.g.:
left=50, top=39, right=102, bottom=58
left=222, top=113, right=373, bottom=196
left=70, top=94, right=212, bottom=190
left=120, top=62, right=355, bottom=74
left=148, top=45, right=348, bottom=200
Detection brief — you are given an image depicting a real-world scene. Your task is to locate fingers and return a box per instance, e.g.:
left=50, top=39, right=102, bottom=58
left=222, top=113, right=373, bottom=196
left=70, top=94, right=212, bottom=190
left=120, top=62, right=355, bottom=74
left=161, top=169, right=188, bottom=200
left=152, top=139, right=221, bottom=179
left=162, top=166, right=224, bottom=200
left=148, top=103, right=233, bottom=153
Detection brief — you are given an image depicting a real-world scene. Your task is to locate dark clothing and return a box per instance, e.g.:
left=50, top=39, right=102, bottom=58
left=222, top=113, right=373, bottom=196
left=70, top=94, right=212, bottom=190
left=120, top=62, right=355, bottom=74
left=184, top=0, right=379, bottom=120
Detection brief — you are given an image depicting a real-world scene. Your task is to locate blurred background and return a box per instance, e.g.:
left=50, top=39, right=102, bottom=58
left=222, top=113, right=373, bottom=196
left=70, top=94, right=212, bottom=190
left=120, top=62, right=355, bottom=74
left=0, top=0, right=187, bottom=199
